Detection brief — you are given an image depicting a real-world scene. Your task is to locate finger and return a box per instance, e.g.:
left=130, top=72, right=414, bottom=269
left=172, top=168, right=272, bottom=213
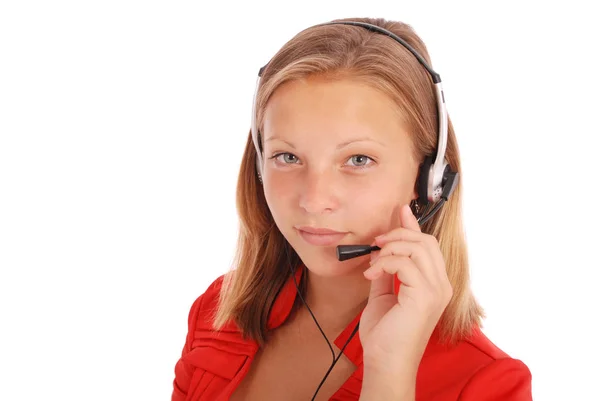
left=373, top=204, right=425, bottom=245
left=366, top=254, right=425, bottom=290
left=375, top=226, right=424, bottom=247
left=401, top=203, right=421, bottom=232
left=368, top=255, right=453, bottom=313
left=375, top=231, right=447, bottom=287
left=366, top=264, right=395, bottom=300
left=372, top=241, right=438, bottom=287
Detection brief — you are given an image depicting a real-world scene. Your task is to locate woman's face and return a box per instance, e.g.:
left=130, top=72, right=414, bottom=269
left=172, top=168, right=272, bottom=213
left=261, top=75, right=420, bottom=277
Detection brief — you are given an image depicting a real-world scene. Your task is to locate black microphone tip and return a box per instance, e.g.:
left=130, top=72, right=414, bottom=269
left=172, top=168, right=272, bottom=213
left=336, top=245, right=380, bottom=261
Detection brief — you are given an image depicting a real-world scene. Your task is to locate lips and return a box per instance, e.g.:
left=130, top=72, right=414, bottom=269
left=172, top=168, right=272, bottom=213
left=296, top=226, right=345, bottom=235
left=295, top=226, right=348, bottom=246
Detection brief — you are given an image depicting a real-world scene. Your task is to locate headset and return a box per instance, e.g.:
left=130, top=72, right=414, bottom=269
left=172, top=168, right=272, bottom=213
left=249, top=20, right=459, bottom=400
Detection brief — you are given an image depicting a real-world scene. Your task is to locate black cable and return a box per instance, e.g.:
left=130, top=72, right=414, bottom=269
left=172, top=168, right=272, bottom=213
left=285, top=244, right=336, bottom=362
left=284, top=243, right=361, bottom=401
left=310, top=320, right=359, bottom=400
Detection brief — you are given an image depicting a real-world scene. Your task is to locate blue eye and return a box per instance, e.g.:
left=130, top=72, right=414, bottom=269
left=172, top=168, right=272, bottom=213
left=346, top=155, right=374, bottom=168
left=271, top=152, right=299, bottom=164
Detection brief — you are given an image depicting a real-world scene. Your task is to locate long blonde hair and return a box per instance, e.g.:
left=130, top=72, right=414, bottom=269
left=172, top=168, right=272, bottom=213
left=213, top=17, right=484, bottom=346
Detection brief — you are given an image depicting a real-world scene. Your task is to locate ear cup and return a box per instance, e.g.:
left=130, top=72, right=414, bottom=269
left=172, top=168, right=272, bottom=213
left=417, top=155, right=433, bottom=207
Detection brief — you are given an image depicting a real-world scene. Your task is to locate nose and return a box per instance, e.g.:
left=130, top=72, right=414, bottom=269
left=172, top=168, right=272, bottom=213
left=298, top=168, right=339, bottom=214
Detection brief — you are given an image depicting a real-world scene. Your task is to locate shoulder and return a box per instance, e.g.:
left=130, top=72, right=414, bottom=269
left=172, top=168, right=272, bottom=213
left=459, top=358, right=531, bottom=400
left=172, top=274, right=254, bottom=400
left=460, top=327, right=531, bottom=399
left=185, top=274, right=227, bottom=332
left=418, top=326, right=532, bottom=400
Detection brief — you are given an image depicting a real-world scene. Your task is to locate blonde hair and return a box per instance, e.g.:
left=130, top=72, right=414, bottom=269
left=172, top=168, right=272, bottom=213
left=213, top=17, right=484, bottom=346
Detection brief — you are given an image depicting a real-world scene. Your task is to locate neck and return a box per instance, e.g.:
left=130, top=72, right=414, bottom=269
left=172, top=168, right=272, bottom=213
left=301, top=266, right=370, bottom=334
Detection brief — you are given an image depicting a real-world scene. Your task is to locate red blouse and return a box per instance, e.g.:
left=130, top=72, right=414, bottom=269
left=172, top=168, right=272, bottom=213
left=171, top=267, right=532, bottom=400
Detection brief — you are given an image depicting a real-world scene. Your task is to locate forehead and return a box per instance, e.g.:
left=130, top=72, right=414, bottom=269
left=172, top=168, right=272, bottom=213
left=262, top=76, right=412, bottom=150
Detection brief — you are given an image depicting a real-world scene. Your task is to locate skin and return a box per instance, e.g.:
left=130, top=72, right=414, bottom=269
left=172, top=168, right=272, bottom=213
left=260, top=75, right=452, bottom=400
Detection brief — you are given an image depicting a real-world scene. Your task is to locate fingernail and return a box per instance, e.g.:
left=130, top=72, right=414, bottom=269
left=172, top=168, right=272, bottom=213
left=365, top=268, right=382, bottom=280
left=374, top=236, right=386, bottom=246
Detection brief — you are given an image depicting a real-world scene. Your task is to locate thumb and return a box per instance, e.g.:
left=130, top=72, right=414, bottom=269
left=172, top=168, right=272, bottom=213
left=367, top=266, right=394, bottom=300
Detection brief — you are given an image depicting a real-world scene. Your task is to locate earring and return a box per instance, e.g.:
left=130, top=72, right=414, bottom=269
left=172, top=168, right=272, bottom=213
left=257, top=173, right=263, bottom=184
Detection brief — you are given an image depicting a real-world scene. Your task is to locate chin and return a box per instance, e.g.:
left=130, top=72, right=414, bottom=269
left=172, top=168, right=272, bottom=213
left=281, top=229, right=366, bottom=276
left=295, top=247, right=368, bottom=278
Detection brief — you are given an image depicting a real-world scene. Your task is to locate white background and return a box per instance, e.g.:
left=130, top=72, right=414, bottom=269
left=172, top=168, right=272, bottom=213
left=1, top=1, right=599, bottom=400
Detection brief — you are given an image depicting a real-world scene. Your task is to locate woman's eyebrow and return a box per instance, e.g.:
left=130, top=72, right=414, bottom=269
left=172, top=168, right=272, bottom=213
left=264, top=136, right=296, bottom=149
left=264, top=136, right=384, bottom=150
left=336, top=137, right=385, bottom=149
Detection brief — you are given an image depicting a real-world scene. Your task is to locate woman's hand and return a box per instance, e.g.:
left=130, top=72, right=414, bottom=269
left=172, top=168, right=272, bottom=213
left=359, top=203, right=453, bottom=379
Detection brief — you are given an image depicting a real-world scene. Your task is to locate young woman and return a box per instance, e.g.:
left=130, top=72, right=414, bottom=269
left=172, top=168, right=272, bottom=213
left=171, top=17, right=532, bottom=401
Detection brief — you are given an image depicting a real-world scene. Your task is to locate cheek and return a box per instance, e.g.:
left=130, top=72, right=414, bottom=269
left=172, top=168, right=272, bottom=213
left=350, top=180, right=410, bottom=235
left=263, top=174, right=294, bottom=217
left=352, top=185, right=398, bottom=219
